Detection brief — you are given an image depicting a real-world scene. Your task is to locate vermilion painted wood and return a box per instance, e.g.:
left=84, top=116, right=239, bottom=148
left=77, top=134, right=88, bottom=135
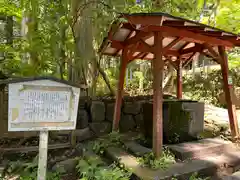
left=203, top=44, right=221, bottom=64
left=166, top=58, right=178, bottom=70
left=164, top=37, right=183, bottom=50
left=152, top=31, right=164, bottom=158
left=177, top=58, right=183, bottom=99
left=139, top=26, right=233, bottom=47
left=219, top=46, right=239, bottom=138
left=100, top=13, right=240, bottom=156
left=180, top=46, right=203, bottom=55
left=183, top=52, right=196, bottom=68
left=112, top=48, right=128, bottom=131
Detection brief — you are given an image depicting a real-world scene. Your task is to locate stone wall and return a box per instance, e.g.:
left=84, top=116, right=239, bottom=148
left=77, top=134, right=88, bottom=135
left=76, top=96, right=151, bottom=136
left=0, top=86, right=153, bottom=138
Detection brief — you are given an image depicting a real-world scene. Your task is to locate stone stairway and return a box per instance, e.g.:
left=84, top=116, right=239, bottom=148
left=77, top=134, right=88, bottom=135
left=75, top=134, right=240, bottom=180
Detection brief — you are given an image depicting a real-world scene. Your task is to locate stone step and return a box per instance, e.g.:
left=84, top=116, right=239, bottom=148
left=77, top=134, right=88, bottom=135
left=83, top=149, right=107, bottom=166
left=123, top=140, right=152, bottom=156
left=77, top=142, right=108, bottom=167
left=222, top=171, right=240, bottom=180
left=105, top=146, right=217, bottom=180
left=167, top=138, right=233, bottom=160
left=199, top=149, right=240, bottom=174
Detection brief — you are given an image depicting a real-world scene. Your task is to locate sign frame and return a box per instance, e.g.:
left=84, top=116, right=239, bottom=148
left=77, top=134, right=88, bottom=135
left=8, top=79, right=80, bottom=132
left=3, top=77, right=81, bottom=180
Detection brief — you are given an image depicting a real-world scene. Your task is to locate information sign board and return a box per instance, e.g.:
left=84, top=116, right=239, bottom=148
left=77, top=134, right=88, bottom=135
left=8, top=80, right=80, bottom=131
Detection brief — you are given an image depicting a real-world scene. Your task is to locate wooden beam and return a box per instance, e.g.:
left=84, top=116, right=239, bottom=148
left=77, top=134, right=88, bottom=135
left=128, top=52, right=145, bottom=62
left=165, top=57, right=177, bottom=69
left=164, top=37, right=183, bottom=50
left=125, top=31, right=152, bottom=46
left=176, top=58, right=183, bottom=99
left=114, top=30, right=135, bottom=56
left=124, top=15, right=163, bottom=26
left=0, top=143, right=71, bottom=154
left=139, top=39, right=153, bottom=52
left=180, top=45, right=203, bottom=55
left=145, top=26, right=234, bottom=47
left=152, top=31, right=164, bottom=158
left=121, top=23, right=136, bottom=31
left=162, top=20, right=185, bottom=26
left=111, top=40, right=179, bottom=57
left=127, top=42, right=140, bottom=59
left=218, top=46, right=239, bottom=139
left=203, top=44, right=221, bottom=64
left=183, top=52, right=196, bottom=68
left=111, top=40, right=153, bottom=53
left=113, top=48, right=128, bottom=131
left=179, top=42, right=190, bottom=51
left=201, top=51, right=219, bottom=64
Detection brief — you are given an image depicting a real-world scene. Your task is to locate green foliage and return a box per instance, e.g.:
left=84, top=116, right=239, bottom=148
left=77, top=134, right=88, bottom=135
left=2, top=155, right=62, bottom=180
left=183, top=69, right=240, bottom=107
left=138, top=149, right=175, bottom=170
left=92, top=131, right=124, bottom=155
left=0, top=0, right=22, bottom=18
left=188, top=172, right=210, bottom=180
left=171, top=172, right=210, bottom=180
left=216, top=0, right=240, bottom=34
left=1, top=0, right=240, bottom=97
left=77, top=159, right=131, bottom=180
left=96, top=67, right=118, bottom=96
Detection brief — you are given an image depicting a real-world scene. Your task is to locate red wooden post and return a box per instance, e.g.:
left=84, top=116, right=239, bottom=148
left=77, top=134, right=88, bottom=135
left=112, top=48, right=128, bottom=131
left=152, top=31, right=164, bottom=158
left=218, top=46, right=239, bottom=138
left=177, top=58, right=183, bottom=99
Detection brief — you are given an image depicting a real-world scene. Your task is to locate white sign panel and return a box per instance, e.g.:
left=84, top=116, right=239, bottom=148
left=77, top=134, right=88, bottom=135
left=8, top=80, right=80, bottom=131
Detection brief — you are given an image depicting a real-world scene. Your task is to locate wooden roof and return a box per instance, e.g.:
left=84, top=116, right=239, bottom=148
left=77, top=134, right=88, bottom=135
left=99, top=12, right=240, bottom=65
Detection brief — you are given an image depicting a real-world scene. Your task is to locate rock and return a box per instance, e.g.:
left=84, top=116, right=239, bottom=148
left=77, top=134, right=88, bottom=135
left=106, top=103, right=115, bottom=122
left=135, top=114, right=145, bottom=132
left=90, top=101, right=105, bottom=122
left=123, top=102, right=142, bottom=115
left=76, top=110, right=89, bottom=129
left=52, top=158, right=78, bottom=173
left=120, top=114, right=136, bottom=132
left=75, top=128, right=94, bottom=142
left=89, top=122, right=111, bottom=136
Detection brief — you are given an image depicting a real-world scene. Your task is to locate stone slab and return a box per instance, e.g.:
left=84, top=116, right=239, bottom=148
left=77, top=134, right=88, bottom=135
left=83, top=149, right=107, bottom=166
left=167, top=138, right=232, bottom=160
left=52, top=158, right=78, bottom=173
left=224, top=171, right=240, bottom=180
left=105, top=146, right=217, bottom=180
left=199, top=150, right=240, bottom=173
left=123, top=140, right=151, bottom=156
left=222, top=172, right=240, bottom=180
left=90, top=101, right=105, bottom=122
left=89, top=122, right=111, bottom=136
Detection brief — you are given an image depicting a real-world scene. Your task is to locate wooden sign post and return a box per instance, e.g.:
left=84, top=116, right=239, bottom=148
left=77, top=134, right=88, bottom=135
left=6, top=77, right=80, bottom=180
left=38, top=131, right=49, bottom=180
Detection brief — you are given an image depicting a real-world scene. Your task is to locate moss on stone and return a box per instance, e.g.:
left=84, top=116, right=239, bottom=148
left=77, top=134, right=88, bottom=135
left=165, top=101, right=191, bottom=143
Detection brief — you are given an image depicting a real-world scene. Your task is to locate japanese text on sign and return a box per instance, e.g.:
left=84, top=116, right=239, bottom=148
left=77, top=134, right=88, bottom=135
left=19, top=90, right=71, bottom=123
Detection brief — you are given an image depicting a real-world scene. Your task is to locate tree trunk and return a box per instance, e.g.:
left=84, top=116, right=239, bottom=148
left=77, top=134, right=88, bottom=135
left=59, top=26, right=67, bottom=80
left=5, top=16, right=13, bottom=60
left=96, top=59, right=115, bottom=96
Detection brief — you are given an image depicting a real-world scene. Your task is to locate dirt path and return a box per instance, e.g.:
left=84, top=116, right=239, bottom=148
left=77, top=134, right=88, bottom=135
left=204, top=104, right=240, bottom=127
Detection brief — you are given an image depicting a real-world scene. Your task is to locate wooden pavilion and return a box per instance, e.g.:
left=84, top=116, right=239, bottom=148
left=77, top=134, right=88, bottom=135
left=98, top=12, right=240, bottom=158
